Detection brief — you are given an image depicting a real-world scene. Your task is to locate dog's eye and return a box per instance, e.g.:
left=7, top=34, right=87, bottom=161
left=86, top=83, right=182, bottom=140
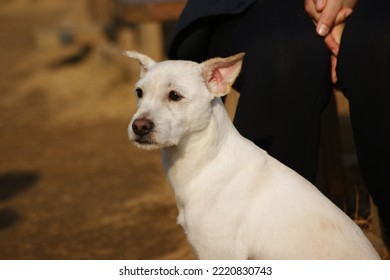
left=168, top=90, right=182, bottom=102
left=135, top=88, right=143, bottom=98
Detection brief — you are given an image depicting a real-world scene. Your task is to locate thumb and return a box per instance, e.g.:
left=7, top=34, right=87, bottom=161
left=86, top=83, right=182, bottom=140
left=316, top=1, right=339, bottom=36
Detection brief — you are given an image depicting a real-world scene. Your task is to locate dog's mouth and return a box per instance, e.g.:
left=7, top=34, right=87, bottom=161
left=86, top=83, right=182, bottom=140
left=135, top=137, right=157, bottom=145
left=131, top=135, right=178, bottom=150
left=131, top=136, right=161, bottom=150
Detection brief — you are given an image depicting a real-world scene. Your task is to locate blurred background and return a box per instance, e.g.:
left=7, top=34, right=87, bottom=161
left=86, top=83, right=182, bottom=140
left=0, top=0, right=387, bottom=259
left=0, top=0, right=194, bottom=259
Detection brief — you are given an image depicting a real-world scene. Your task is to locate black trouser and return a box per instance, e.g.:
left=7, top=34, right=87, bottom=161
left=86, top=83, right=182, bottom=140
left=337, top=0, right=390, bottom=244
left=171, top=0, right=390, bottom=245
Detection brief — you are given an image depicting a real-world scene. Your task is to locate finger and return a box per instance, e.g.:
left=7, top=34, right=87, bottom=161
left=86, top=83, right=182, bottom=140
left=310, top=7, right=352, bottom=29
left=325, top=23, right=346, bottom=56
left=314, top=0, right=326, bottom=11
left=316, top=0, right=340, bottom=36
left=305, top=0, right=322, bottom=23
left=331, top=55, right=338, bottom=84
left=334, top=8, right=353, bottom=25
left=324, top=34, right=339, bottom=56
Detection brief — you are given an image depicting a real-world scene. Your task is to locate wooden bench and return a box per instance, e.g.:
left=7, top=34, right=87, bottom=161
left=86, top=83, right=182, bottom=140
left=88, top=0, right=186, bottom=59
left=88, top=0, right=186, bottom=23
left=114, top=0, right=186, bottom=60
left=116, top=0, right=186, bottom=23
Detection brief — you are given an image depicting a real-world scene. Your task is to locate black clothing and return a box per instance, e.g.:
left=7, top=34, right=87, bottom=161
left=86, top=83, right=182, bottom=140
left=168, top=0, right=258, bottom=61
left=337, top=0, right=390, bottom=245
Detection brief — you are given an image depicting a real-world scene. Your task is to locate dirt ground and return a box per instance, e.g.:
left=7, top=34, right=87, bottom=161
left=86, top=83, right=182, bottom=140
left=0, top=0, right=388, bottom=260
left=0, top=0, right=194, bottom=259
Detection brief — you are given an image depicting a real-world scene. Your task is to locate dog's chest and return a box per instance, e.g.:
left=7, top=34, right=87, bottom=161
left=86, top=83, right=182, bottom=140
left=175, top=188, right=248, bottom=259
left=178, top=208, right=237, bottom=259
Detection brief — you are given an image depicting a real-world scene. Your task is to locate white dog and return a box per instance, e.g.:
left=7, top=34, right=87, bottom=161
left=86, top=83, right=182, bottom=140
left=124, top=51, right=380, bottom=260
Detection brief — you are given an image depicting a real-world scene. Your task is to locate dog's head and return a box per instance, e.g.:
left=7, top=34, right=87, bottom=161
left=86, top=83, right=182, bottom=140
left=124, top=51, right=244, bottom=150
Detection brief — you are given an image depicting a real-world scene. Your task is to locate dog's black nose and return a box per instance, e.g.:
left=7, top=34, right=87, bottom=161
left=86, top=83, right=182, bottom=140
left=132, top=118, right=154, bottom=137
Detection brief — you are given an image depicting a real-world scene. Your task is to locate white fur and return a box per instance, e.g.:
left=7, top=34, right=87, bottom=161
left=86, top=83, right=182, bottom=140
left=124, top=51, right=380, bottom=259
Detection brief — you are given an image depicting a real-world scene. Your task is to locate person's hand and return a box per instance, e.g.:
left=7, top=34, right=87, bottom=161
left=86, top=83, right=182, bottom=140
left=305, top=0, right=356, bottom=36
left=304, top=0, right=357, bottom=83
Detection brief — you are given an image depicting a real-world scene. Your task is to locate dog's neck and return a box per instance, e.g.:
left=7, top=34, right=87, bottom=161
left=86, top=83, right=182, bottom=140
left=162, top=98, right=238, bottom=197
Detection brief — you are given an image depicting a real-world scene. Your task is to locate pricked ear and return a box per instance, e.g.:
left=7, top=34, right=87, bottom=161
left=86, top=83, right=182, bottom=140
left=123, top=51, right=156, bottom=78
left=201, top=53, right=245, bottom=97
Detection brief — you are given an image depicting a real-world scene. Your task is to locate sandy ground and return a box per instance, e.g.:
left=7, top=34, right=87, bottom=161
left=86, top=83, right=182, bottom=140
left=0, top=0, right=194, bottom=259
